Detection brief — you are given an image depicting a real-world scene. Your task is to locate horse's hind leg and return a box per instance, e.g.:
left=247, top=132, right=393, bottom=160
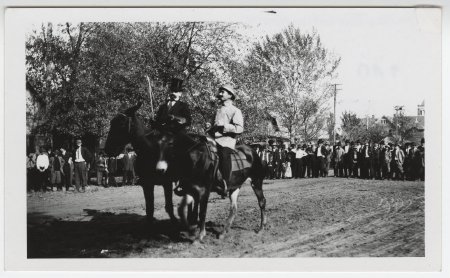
left=219, top=188, right=240, bottom=240
left=251, top=178, right=267, bottom=233
left=163, top=182, right=177, bottom=223
left=197, top=190, right=210, bottom=241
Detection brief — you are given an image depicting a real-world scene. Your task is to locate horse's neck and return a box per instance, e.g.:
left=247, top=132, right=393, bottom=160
left=130, top=116, right=153, bottom=152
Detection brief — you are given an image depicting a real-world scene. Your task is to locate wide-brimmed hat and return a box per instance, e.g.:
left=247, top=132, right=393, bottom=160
left=219, top=84, right=237, bottom=100
left=318, top=139, right=324, bottom=144
left=170, top=78, right=184, bottom=92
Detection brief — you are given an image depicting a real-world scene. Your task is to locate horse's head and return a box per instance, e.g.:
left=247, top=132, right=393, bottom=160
left=153, top=129, right=176, bottom=174
left=105, top=102, right=142, bottom=157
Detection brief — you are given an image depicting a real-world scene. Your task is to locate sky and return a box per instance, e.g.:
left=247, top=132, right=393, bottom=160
left=235, top=8, right=440, bottom=119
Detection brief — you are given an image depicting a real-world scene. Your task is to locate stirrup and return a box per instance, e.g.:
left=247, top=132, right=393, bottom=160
left=213, top=179, right=228, bottom=197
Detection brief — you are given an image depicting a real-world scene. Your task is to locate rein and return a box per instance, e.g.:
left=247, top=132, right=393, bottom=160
left=118, top=113, right=132, bottom=134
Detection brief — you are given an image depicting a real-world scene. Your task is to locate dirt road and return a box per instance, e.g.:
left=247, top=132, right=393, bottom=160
left=27, top=177, right=424, bottom=258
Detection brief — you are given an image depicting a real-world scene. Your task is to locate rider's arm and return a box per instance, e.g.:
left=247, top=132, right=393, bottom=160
left=223, top=108, right=243, bottom=134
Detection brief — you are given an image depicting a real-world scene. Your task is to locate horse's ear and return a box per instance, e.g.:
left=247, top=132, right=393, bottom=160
left=124, top=102, right=143, bottom=116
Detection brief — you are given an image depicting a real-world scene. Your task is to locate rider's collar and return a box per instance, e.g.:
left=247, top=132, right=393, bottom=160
left=221, top=99, right=233, bottom=106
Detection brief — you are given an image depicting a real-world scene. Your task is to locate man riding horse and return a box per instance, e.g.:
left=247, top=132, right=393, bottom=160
left=154, top=78, right=192, bottom=133
left=162, top=81, right=243, bottom=198
left=208, top=84, right=243, bottom=196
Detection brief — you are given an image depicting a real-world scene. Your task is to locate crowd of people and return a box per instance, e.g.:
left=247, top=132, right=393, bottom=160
left=27, top=136, right=425, bottom=193
left=255, top=138, right=425, bottom=181
left=26, top=139, right=138, bottom=193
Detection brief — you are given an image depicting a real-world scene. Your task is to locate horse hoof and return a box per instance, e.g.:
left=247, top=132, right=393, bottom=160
left=255, top=228, right=264, bottom=234
left=179, top=231, right=196, bottom=243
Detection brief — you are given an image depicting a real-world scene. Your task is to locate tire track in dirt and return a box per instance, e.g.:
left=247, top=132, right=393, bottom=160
left=27, top=178, right=424, bottom=257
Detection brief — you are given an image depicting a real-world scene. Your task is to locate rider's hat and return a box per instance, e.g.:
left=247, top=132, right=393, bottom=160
left=170, top=78, right=184, bottom=92
left=219, top=84, right=237, bottom=100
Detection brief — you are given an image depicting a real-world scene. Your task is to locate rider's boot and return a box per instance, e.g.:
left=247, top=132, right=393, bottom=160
left=212, top=173, right=228, bottom=198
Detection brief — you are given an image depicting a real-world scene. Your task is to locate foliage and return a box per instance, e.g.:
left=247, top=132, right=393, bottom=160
left=340, top=111, right=389, bottom=143
left=244, top=25, right=341, bottom=141
left=26, top=22, right=341, bottom=146
left=383, top=114, right=417, bottom=143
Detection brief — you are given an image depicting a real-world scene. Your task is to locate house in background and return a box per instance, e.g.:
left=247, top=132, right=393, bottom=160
left=378, top=101, right=425, bottom=145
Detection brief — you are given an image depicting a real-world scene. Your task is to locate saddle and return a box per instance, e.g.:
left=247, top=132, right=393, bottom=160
left=201, top=136, right=252, bottom=172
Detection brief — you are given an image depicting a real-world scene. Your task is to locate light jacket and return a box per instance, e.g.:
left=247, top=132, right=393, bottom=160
left=214, top=100, right=243, bottom=149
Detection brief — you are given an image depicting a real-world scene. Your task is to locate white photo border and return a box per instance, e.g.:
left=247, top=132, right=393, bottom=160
left=2, top=2, right=446, bottom=275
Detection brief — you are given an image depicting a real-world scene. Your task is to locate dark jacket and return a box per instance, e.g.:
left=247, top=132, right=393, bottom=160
left=72, top=146, right=92, bottom=164
left=361, top=145, right=373, bottom=159
left=155, top=100, right=192, bottom=132
left=314, top=145, right=329, bottom=157
left=272, top=149, right=286, bottom=165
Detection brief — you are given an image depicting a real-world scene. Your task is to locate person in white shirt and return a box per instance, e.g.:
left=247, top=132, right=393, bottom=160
left=209, top=84, right=243, bottom=196
left=72, top=139, right=92, bottom=192
left=36, top=147, right=50, bottom=192
left=295, top=145, right=307, bottom=178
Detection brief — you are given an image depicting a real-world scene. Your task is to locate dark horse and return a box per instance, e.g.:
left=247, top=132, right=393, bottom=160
left=104, top=103, right=178, bottom=225
left=154, top=126, right=268, bottom=241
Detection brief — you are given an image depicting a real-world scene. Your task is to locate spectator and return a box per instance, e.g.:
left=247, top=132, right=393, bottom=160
left=382, top=143, right=393, bottom=180
left=288, top=145, right=297, bottom=178
left=309, top=143, right=318, bottom=178
left=96, top=152, right=108, bottom=187
left=325, top=141, right=332, bottom=176
left=265, top=145, right=275, bottom=179
left=392, top=143, right=405, bottom=180
left=107, top=155, right=118, bottom=186
left=295, top=144, right=307, bottom=178
left=50, top=150, right=65, bottom=191
left=332, top=142, right=345, bottom=177
left=403, top=143, right=412, bottom=180
left=418, top=138, right=425, bottom=181
left=315, top=139, right=328, bottom=178
left=27, top=152, right=37, bottom=191
left=60, top=148, right=73, bottom=191
left=355, top=140, right=363, bottom=178
left=36, top=147, right=50, bottom=192
left=72, top=138, right=93, bottom=192
left=361, top=141, right=372, bottom=179
left=371, top=142, right=382, bottom=180
left=122, top=146, right=136, bottom=185
left=343, top=140, right=352, bottom=178
left=349, top=142, right=359, bottom=178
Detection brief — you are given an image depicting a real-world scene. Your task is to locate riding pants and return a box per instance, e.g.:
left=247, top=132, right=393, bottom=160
left=217, top=144, right=233, bottom=183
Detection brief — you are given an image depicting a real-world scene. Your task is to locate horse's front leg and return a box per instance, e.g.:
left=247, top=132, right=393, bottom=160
left=219, top=188, right=240, bottom=240
left=163, top=182, right=177, bottom=223
left=142, top=184, right=155, bottom=224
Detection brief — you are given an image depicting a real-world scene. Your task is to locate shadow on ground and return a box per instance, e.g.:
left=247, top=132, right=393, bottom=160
left=27, top=210, right=212, bottom=258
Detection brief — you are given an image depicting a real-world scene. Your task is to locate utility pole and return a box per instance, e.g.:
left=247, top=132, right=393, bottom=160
left=332, top=84, right=342, bottom=144
left=394, top=105, right=404, bottom=141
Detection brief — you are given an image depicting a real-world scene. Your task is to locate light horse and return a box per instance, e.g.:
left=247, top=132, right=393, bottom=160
left=104, top=103, right=178, bottom=225
left=154, top=128, right=268, bottom=241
